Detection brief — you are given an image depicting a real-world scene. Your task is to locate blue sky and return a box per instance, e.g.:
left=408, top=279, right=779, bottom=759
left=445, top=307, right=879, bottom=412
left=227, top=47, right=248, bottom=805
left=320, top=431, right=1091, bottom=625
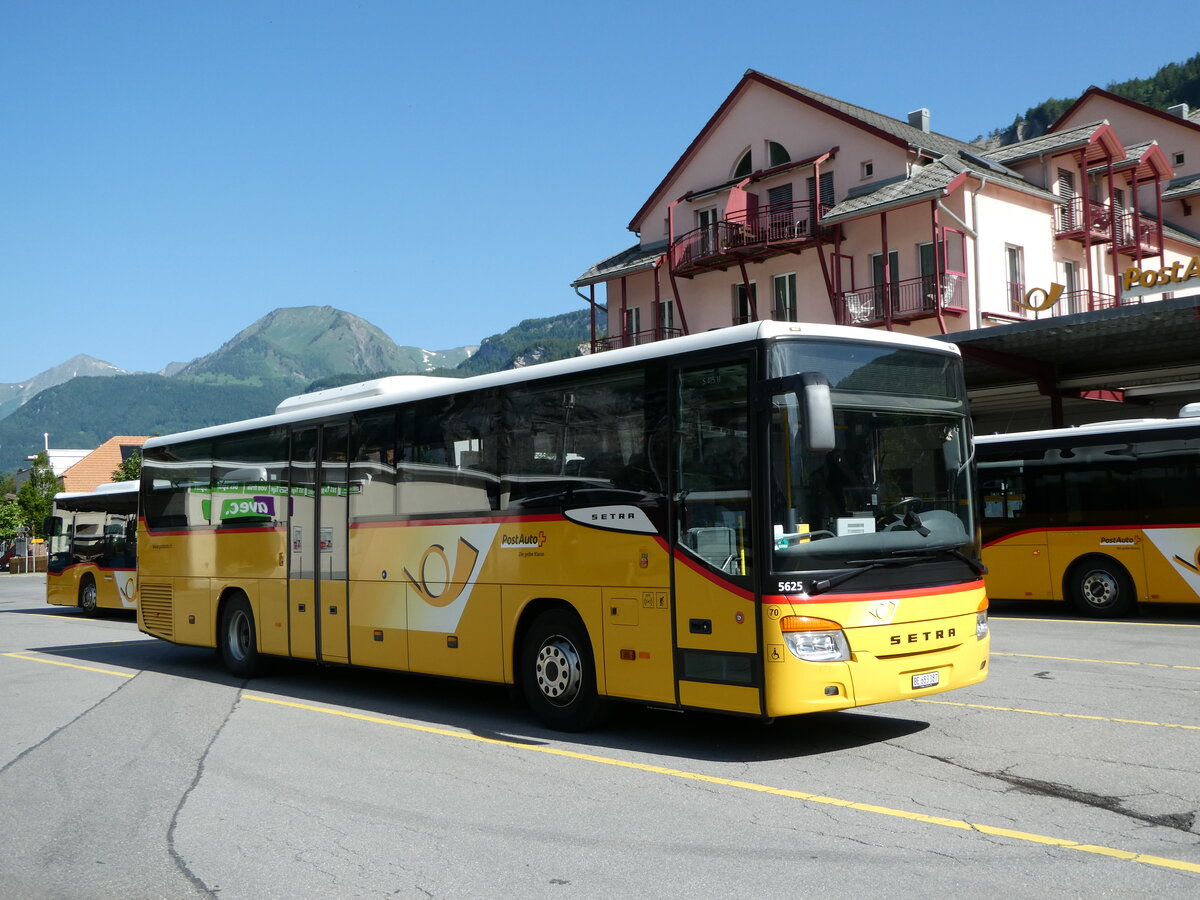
left=2, top=1, right=1196, bottom=383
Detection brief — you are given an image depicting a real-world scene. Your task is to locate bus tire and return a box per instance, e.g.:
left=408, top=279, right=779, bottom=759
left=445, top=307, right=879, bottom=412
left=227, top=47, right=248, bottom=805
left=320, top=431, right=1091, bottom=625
left=78, top=575, right=98, bottom=616
left=1068, top=557, right=1135, bottom=618
left=219, top=593, right=267, bottom=678
left=520, top=608, right=606, bottom=732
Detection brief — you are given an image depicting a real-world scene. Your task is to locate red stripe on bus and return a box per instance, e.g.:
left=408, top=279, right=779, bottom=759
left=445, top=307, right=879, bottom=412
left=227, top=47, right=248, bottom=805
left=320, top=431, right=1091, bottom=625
left=982, top=523, right=1200, bottom=548
left=671, top=548, right=755, bottom=601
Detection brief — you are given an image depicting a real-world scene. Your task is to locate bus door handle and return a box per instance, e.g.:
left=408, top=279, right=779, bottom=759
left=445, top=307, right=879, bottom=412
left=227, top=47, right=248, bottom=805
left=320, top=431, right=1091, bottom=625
left=689, top=618, right=712, bottom=635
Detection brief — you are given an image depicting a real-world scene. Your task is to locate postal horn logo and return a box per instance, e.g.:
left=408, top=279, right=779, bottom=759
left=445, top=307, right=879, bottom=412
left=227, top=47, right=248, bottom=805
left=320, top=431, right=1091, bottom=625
left=403, top=538, right=480, bottom=608
left=867, top=600, right=898, bottom=622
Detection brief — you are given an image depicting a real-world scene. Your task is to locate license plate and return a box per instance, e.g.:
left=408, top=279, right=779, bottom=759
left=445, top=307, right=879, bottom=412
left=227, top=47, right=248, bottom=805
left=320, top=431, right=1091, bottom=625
left=912, top=671, right=940, bottom=689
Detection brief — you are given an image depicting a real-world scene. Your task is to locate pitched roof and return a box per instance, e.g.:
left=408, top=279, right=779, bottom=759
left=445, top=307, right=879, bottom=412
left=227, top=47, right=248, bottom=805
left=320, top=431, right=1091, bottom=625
left=625, top=69, right=1058, bottom=236
left=572, top=241, right=666, bottom=288
left=986, top=121, right=1121, bottom=163
left=60, top=436, right=149, bottom=493
left=1164, top=173, right=1200, bottom=201
left=1049, top=86, right=1200, bottom=136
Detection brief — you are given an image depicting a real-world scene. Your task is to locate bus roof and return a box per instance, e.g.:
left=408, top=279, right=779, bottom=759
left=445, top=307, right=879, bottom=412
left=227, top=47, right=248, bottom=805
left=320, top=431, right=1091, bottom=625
left=144, top=321, right=963, bottom=450
left=53, top=480, right=139, bottom=513
left=976, top=415, right=1200, bottom=446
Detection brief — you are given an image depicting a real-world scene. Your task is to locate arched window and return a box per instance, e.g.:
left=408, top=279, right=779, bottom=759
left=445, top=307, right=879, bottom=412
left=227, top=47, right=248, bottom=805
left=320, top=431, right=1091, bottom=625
left=768, top=141, right=790, bottom=167
left=733, top=149, right=753, bottom=179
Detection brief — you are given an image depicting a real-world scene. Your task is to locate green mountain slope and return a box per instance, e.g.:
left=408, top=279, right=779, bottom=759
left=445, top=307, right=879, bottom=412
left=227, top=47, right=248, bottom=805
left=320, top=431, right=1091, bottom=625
left=176, top=306, right=471, bottom=385
left=0, top=374, right=288, bottom=473
left=1, top=307, right=597, bottom=475
left=0, top=355, right=127, bottom=421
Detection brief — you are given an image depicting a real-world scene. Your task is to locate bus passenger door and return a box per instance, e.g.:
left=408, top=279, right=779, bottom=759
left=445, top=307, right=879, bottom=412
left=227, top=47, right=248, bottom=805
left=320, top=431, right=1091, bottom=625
left=288, top=428, right=319, bottom=659
left=288, top=424, right=351, bottom=663
left=670, top=358, right=762, bottom=715
left=318, top=423, right=350, bottom=662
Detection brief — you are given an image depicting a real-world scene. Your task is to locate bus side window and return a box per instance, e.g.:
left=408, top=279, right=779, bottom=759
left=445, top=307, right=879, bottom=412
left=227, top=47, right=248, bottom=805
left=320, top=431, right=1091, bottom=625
left=351, top=411, right=397, bottom=520
left=981, top=465, right=1023, bottom=520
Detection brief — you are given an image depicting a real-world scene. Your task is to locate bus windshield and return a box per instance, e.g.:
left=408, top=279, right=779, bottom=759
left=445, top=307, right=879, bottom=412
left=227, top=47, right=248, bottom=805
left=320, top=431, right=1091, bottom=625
left=767, top=340, right=975, bottom=579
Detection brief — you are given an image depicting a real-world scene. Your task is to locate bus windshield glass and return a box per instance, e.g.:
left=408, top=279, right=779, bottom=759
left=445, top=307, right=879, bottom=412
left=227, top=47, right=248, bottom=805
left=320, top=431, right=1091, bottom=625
left=767, top=340, right=975, bottom=576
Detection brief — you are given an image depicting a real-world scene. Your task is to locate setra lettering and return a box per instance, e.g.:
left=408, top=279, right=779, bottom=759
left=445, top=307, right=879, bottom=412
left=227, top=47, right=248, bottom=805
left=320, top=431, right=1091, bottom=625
left=890, top=627, right=956, bottom=646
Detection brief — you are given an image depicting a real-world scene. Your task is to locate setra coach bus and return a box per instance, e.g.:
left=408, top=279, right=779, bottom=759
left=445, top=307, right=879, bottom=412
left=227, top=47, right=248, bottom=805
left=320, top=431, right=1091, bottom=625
left=46, top=480, right=139, bottom=615
left=137, top=321, right=989, bottom=729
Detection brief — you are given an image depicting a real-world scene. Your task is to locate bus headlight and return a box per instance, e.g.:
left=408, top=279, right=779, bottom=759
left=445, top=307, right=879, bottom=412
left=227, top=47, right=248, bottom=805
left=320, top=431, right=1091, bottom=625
left=976, top=598, right=989, bottom=640
left=780, top=616, right=851, bottom=662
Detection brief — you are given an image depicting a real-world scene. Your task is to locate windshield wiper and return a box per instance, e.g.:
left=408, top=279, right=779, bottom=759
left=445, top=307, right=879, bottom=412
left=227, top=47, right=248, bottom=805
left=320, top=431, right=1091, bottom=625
left=808, top=563, right=883, bottom=596
left=878, top=544, right=988, bottom=577
left=808, top=554, right=931, bottom=595
left=808, top=546, right=986, bottom=597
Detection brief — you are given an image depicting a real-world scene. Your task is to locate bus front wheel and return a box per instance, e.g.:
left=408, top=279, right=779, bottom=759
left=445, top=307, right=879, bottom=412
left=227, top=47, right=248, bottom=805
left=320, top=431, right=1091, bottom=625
left=1069, top=558, right=1135, bottom=618
left=78, top=576, right=98, bottom=616
left=521, top=608, right=606, bottom=732
left=219, top=593, right=266, bottom=677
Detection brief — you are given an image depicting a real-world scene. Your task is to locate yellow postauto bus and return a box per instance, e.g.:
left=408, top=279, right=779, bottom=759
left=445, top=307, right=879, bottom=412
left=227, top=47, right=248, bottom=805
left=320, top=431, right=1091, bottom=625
left=46, top=481, right=139, bottom=614
left=137, top=322, right=989, bottom=729
left=979, top=413, right=1200, bottom=617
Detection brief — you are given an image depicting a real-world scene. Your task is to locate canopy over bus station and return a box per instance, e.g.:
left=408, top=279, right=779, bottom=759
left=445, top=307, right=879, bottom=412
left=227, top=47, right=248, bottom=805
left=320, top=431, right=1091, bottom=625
left=940, top=292, right=1200, bottom=434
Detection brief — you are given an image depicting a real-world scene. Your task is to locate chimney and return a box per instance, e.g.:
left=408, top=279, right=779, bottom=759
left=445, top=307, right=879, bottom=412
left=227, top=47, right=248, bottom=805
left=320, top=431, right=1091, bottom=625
left=1168, top=103, right=1190, bottom=119
left=908, top=108, right=931, bottom=132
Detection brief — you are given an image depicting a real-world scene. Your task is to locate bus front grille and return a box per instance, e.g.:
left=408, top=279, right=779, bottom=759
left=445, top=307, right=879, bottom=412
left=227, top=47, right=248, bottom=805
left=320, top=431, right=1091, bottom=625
left=139, top=582, right=174, bottom=640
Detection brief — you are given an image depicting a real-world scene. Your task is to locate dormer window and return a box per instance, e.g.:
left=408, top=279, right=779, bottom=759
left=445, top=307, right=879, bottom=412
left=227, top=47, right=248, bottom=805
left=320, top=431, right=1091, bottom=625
left=768, top=141, right=790, bottom=167
left=733, top=149, right=753, bottom=179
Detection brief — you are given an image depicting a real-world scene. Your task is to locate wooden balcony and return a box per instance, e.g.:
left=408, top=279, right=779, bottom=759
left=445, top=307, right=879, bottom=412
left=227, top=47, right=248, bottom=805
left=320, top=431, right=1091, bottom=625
left=670, top=201, right=832, bottom=278
left=1115, top=214, right=1162, bottom=257
left=1055, top=197, right=1114, bottom=244
left=835, top=274, right=967, bottom=326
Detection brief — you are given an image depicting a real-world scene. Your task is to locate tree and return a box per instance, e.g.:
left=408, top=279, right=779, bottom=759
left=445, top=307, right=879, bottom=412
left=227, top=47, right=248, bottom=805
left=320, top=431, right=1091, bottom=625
left=17, top=451, right=60, bottom=538
left=112, top=450, right=142, bottom=482
left=0, top=497, right=22, bottom=541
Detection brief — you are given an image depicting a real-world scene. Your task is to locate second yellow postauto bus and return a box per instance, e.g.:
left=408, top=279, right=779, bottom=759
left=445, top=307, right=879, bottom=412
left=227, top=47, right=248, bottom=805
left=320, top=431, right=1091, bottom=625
left=137, top=322, right=989, bottom=729
left=46, top=481, right=139, bottom=615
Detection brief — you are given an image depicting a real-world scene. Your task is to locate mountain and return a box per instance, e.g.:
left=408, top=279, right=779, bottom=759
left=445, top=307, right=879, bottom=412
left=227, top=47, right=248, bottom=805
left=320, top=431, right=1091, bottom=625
left=0, top=305, right=596, bottom=474
left=0, top=374, right=286, bottom=473
left=453, top=309, right=602, bottom=376
left=176, top=306, right=473, bottom=385
left=0, top=355, right=127, bottom=421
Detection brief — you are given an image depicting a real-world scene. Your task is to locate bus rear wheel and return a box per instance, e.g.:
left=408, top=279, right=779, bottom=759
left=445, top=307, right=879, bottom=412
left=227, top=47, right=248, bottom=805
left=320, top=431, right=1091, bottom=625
left=521, top=609, right=605, bottom=732
left=1069, top=558, right=1135, bottom=618
left=219, top=593, right=267, bottom=677
left=78, top=576, right=98, bottom=616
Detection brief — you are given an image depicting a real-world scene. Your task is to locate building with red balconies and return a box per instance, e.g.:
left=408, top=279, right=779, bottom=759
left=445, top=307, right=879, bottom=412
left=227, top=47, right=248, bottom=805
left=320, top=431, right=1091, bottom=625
left=573, top=71, right=1200, bottom=431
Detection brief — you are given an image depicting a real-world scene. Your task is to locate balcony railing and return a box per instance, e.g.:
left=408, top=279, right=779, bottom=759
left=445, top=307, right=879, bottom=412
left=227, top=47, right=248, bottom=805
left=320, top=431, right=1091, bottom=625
left=836, top=274, right=967, bottom=325
left=1116, top=214, right=1162, bottom=255
left=670, top=200, right=832, bottom=277
left=586, top=326, right=683, bottom=354
left=1056, top=197, right=1115, bottom=243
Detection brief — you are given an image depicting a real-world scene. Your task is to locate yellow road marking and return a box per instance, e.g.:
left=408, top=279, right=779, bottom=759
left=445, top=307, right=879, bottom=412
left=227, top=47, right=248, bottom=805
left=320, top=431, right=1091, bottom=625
left=243, top=694, right=1200, bottom=876
left=914, top=698, right=1200, bottom=731
left=994, top=651, right=1200, bottom=671
left=3, top=651, right=135, bottom=678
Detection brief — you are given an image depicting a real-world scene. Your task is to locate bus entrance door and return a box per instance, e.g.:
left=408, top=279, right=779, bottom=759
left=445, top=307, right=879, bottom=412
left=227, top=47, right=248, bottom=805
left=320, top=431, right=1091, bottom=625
left=317, top=423, right=350, bottom=662
left=671, top=359, right=762, bottom=716
left=288, top=424, right=350, bottom=663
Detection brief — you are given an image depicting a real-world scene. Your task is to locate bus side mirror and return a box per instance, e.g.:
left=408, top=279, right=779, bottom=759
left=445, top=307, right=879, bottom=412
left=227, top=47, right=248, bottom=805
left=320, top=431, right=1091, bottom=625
left=799, top=373, right=836, bottom=452
left=43, top=516, right=62, bottom=537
